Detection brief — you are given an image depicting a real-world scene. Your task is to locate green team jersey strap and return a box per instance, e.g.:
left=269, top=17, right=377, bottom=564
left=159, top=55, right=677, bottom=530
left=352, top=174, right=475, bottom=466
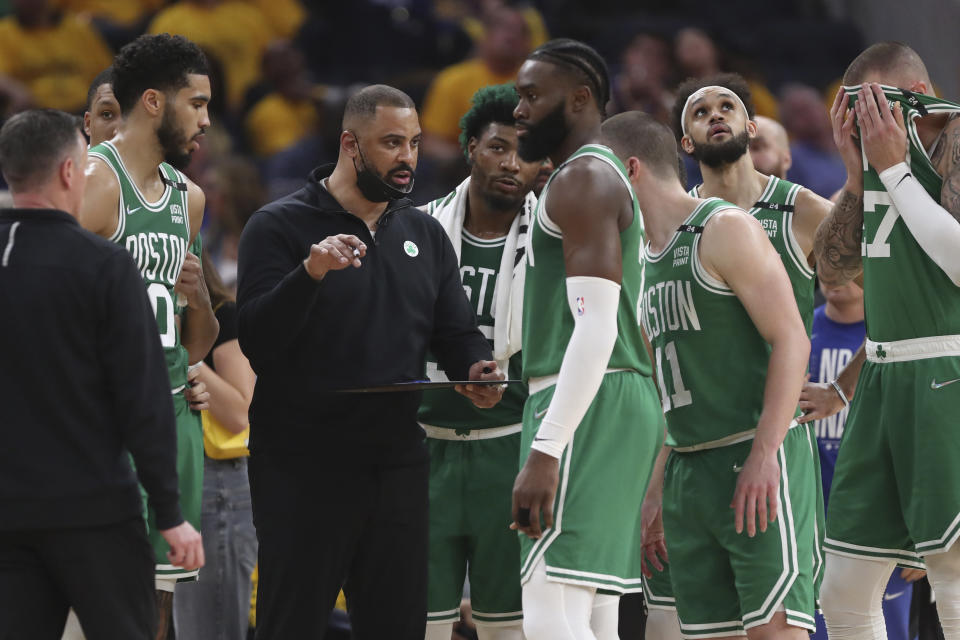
left=522, top=144, right=652, bottom=381
left=642, top=197, right=784, bottom=449
left=89, top=140, right=192, bottom=391
left=691, top=176, right=814, bottom=334
left=841, top=85, right=960, bottom=343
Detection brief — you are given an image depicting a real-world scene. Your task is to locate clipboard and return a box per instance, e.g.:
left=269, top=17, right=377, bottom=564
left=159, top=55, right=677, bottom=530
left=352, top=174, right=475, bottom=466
left=337, top=380, right=524, bottom=393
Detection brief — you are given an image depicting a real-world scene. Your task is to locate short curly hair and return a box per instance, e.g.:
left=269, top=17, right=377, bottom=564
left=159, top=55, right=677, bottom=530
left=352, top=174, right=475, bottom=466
left=112, top=34, right=209, bottom=114
left=671, top=73, right=756, bottom=141
left=458, top=83, right=519, bottom=161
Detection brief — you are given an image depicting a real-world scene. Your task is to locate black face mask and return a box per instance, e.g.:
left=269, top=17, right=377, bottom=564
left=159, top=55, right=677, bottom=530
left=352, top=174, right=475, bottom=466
left=351, top=133, right=415, bottom=203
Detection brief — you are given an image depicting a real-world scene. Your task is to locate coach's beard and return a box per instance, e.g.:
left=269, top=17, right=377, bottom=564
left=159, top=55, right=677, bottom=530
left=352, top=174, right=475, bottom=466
left=517, top=103, right=568, bottom=163
left=692, top=130, right=750, bottom=168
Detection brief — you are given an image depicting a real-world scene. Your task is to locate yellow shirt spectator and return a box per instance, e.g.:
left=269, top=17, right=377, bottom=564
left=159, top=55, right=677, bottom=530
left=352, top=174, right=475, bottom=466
left=243, top=0, right=305, bottom=39
left=55, top=0, right=164, bottom=26
left=148, top=0, right=273, bottom=110
left=245, top=92, right=319, bottom=157
left=422, top=59, right=518, bottom=144
left=0, top=13, right=112, bottom=112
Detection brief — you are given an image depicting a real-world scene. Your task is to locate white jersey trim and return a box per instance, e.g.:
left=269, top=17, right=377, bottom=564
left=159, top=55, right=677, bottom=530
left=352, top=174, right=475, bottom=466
left=865, top=334, right=960, bottom=363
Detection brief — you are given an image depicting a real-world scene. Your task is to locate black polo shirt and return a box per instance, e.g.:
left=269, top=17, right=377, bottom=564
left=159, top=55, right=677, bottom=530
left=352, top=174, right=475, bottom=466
left=237, top=165, right=492, bottom=462
left=0, top=208, right=181, bottom=531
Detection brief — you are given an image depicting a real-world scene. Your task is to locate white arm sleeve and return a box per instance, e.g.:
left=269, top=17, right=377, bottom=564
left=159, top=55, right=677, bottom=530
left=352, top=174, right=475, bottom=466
left=530, top=275, right=620, bottom=459
left=879, top=162, right=960, bottom=286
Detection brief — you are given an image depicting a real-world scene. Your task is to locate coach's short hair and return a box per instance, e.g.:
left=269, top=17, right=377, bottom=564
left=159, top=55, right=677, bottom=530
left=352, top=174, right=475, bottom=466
left=602, top=111, right=683, bottom=181
left=112, top=34, right=209, bottom=114
left=671, top=73, right=756, bottom=141
left=0, top=109, right=83, bottom=192
left=842, top=42, right=929, bottom=86
left=342, top=84, right=416, bottom=129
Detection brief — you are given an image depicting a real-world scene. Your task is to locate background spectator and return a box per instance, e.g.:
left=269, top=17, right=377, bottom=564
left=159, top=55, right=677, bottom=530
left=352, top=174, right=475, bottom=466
left=0, top=0, right=112, bottom=113
left=608, top=32, right=675, bottom=124
left=780, top=82, right=847, bottom=198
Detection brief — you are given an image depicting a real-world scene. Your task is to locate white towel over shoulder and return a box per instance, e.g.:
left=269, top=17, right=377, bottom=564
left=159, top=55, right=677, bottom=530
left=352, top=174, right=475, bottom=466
left=424, top=177, right=534, bottom=371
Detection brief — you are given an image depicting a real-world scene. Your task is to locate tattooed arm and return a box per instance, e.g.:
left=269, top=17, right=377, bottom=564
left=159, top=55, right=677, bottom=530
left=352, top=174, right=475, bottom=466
left=815, top=87, right=864, bottom=286
left=814, top=189, right=863, bottom=286
left=937, top=116, right=960, bottom=223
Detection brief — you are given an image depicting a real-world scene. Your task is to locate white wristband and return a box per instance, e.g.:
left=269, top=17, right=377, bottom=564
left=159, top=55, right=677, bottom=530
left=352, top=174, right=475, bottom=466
left=829, top=380, right=849, bottom=409
left=530, top=276, right=621, bottom=459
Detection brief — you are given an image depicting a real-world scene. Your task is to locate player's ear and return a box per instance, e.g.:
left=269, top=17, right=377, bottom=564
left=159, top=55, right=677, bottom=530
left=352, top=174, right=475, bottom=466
left=340, top=130, right=359, bottom=158
left=570, top=85, right=591, bottom=113
left=142, top=89, right=162, bottom=117
left=746, top=119, right=758, bottom=139
left=625, top=156, right=642, bottom=181
left=83, top=112, right=92, bottom=138
left=909, top=80, right=929, bottom=96
left=467, top=136, right=479, bottom=163
left=679, top=134, right=695, bottom=156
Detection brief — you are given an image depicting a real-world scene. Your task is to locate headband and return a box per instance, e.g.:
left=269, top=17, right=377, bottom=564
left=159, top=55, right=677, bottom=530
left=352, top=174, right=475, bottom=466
left=680, top=85, right=749, bottom=136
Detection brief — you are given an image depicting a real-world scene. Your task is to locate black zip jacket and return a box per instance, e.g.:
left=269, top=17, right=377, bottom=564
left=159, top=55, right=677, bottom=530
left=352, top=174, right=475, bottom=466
left=237, top=165, right=492, bottom=462
left=0, top=208, right=181, bottom=531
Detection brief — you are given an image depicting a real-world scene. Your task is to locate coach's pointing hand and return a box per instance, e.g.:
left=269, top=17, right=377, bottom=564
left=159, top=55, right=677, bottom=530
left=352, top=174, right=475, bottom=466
left=304, top=234, right=367, bottom=280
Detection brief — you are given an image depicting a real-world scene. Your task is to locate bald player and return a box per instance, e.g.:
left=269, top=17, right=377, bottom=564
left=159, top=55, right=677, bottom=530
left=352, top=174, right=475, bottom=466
left=750, top=115, right=792, bottom=179
left=814, top=42, right=960, bottom=640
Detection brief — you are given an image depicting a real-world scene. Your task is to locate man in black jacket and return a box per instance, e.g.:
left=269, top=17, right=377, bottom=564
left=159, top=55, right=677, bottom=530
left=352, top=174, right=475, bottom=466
left=237, top=84, right=504, bottom=639
left=0, top=109, right=203, bottom=639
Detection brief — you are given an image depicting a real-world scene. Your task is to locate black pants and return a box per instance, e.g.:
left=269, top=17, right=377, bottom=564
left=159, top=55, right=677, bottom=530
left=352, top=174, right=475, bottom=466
left=0, top=517, right=155, bottom=640
left=250, top=450, right=429, bottom=639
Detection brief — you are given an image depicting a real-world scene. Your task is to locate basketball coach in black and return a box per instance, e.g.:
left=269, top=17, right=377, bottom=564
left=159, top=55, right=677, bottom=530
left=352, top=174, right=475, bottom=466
left=237, top=85, right=505, bottom=638
left=0, top=110, right=203, bottom=639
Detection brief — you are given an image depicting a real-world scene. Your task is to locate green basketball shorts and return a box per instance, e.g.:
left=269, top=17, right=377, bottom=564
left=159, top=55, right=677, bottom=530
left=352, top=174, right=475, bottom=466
left=662, top=423, right=819, bottom=637
left=825, top=350, right=960, bottom=568
left=425, top=428, right=523, bottom=626
left=138, top=391, right=204, bottom=583
left=518, top=370, right=663, bottom=593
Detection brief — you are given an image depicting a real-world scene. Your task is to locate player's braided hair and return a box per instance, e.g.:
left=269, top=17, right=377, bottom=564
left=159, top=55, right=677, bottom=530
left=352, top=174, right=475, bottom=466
left=671, top=73, right=756, bottom=141
left=458, top=84, right=519, bottom=161
left=112, top=34, right=209, bottom=114
left=529, top=38, right=610, bottom=114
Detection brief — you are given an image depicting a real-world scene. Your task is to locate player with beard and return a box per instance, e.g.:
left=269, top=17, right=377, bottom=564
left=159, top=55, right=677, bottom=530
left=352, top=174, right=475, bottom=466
left=78, top=33, right=217, bottom=640
left=419, top=83, right=540, bottom=640
left=603, top=109, right=815, bottom=640
left=637, top=75, right=832, bottom=640
left=509, top=38, right=663, bottom=640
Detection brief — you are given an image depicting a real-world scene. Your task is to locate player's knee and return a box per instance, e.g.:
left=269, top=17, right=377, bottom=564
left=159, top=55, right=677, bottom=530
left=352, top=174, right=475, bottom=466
left=474, top=622, right=523, bottom=640
left=645, top=608, right=683, bottom=640
left=925, top=546, right=960, bottom=636
left=745, top=612, right=807, bottom=640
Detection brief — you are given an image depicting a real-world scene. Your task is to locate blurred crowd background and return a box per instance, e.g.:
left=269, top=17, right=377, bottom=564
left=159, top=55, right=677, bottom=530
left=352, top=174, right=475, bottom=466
left=0, top=0, right=957, bottom=293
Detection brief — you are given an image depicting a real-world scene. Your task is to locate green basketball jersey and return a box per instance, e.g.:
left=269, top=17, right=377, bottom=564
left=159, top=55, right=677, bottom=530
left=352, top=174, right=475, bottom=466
left=89, top=140, right=192, bottom=390
left=844, top=85, right=960, bottom=342
left=419, top=230, right=525, bottom=429
left=691, top=175, right=815, bottom=334
left=642, top=198, right=772, bottom=449
left=522, top=144, right=651, bottom=380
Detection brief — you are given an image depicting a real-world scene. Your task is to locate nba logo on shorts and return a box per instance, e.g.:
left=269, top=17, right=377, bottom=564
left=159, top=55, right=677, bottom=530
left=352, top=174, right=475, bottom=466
left=576, top=296, right=585, bottom=316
